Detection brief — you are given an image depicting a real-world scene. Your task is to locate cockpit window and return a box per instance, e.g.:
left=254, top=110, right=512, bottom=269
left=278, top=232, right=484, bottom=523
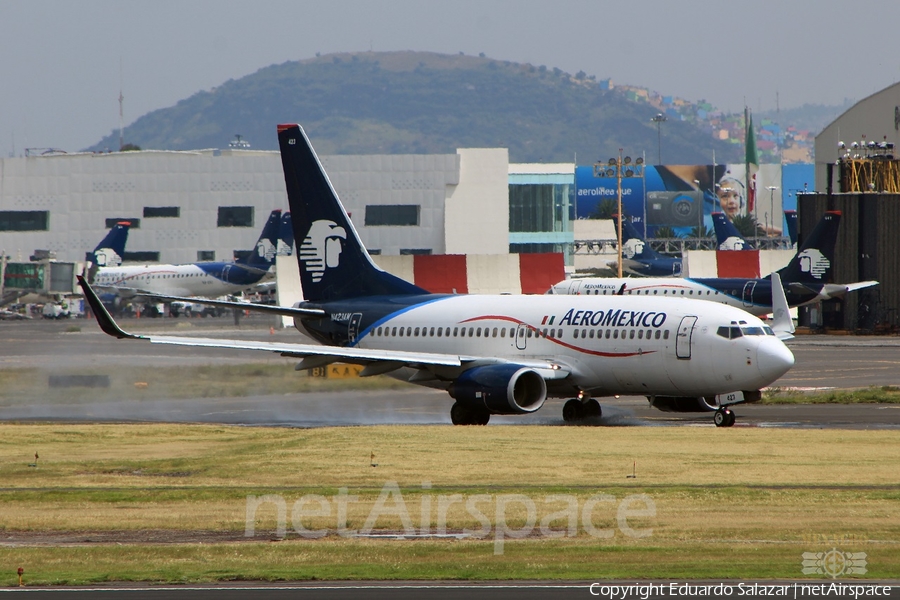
left=763, top=326, right=775, bottom=336
left=741, top=326, right=765, bottom=336
left=716, top=326, right=744, bottom=339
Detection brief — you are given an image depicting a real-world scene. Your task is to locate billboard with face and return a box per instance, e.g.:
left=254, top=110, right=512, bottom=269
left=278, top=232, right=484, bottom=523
left=575, top=163, right=784, bottom=237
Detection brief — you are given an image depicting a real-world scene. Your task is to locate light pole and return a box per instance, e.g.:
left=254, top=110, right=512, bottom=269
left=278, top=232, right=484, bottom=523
left=651, top=113, right=667, bottom=165
left=693, top=179, right=702, bottom=248
left=594, top=151, right=645, bottom=277
left=767, top=186, right=779, bottom=238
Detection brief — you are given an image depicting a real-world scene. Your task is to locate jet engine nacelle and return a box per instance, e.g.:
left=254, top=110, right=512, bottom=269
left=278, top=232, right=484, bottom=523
left=448, top=364, right=547, bottom=414
left=648, top=396, right=719, bottom=413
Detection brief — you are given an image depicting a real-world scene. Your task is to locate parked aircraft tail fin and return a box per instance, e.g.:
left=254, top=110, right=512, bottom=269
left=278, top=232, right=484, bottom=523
left=776, top=211, right=840, bottom=284
left=712, top=212, right=754, bottom=250
left=235, top=209, right=281, bottom=269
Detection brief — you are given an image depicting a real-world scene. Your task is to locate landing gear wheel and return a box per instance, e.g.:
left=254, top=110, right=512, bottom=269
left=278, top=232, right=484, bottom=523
left=714, top=408, right=735, bottom=428
left=563, top=399, right=585, bottom=422
left=584, top=398, right=602, bottom=418
left=450, top=402, right=490, bottom=426
left=450, top=402, right=470, bottom=425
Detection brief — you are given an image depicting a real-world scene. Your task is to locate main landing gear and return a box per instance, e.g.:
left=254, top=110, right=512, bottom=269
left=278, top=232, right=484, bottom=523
left=562, top=398, right=602, bottom=423
left=450, top=401, right=490, bottom=426
left=714, top=407, right=736, bottom=427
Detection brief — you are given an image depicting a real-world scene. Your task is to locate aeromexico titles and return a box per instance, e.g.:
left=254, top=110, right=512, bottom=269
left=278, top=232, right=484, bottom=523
left=90, top=210, right=293, bottom=298
left=551, top=211, right=878, bottom=317
left=78, top=122, right=796, bottom=428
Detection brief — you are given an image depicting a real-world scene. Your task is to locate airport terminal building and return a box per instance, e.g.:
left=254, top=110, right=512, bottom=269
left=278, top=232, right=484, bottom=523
left=0, top=147, right=525, bottom=264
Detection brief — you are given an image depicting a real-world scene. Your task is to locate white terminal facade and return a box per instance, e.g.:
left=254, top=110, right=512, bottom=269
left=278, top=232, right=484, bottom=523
left=0, top=147, right=573, bottom=265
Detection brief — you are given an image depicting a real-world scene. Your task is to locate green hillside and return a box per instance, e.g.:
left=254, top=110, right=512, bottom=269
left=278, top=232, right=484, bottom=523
left=88, top=51, right=749, bottom=163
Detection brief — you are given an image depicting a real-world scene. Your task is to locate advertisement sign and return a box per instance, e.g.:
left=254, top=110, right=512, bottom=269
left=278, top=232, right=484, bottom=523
left=575, top=164, right=784, bottom=237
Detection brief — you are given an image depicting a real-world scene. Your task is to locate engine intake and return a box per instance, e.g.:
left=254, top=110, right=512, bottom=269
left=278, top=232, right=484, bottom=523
left=448, top=364, right=547, bottom=414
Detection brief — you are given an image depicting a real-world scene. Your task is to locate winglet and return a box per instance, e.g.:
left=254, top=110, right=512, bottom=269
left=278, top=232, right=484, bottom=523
left=769, top=271, right=795, bottom=340
left=77, top=275, right=143, bottom=340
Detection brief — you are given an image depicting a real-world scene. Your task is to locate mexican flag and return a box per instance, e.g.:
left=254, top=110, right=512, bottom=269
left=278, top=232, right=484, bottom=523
left=745, top=107, right=759, bottom=213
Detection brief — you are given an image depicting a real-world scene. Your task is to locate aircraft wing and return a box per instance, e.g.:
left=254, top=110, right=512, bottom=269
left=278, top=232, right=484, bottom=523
left=77, top=276, right=570, bottom=380
left=121, top=289, right=325, bottom=319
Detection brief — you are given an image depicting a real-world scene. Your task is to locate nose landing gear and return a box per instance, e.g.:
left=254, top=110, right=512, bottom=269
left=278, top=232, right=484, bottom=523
left=714, top=407, right=736, bottom=427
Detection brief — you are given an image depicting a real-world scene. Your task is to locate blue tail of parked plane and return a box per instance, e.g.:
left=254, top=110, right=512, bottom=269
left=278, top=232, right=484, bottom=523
left=610, top=214, right=683, bottom=277
left=775, top=211, right=840, bottom=284
left=277, top=211, right=294, bottom=256
left=784, top=210, right=798, bottom=249
left=277, top=124, right=427, bottom=302
left=712, top=212, right=754, bottom=250
left=89, top=221, right=131, bottom=267
left=235, top=209, right=281, bottom=270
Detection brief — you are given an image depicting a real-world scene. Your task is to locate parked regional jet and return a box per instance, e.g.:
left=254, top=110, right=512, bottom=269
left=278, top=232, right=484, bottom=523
left=608, top=216, right=683, bottom=277
left=712, top=212, right=754, bottom=250
left=550, top=211, right=878, bottom=317
left=78, top=123, right=796, bottom=427
left=90, top=210, right=282, bottom=298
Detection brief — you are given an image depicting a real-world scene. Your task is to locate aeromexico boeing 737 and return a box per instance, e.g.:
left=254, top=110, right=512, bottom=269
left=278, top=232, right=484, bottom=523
left=550, top=211, right=878, bottom=317
left=78, top=123, right=796, bottom=428
left=90, top=210, right=282, bottom=297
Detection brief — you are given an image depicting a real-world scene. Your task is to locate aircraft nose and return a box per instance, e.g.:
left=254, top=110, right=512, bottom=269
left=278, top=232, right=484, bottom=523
left=757, top=340, right=795, bottom=381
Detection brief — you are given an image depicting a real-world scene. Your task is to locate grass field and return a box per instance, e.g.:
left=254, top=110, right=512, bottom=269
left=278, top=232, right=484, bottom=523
left=0, top=423, right=897, bottom=584
left=4, top=363, right=900, bottom=404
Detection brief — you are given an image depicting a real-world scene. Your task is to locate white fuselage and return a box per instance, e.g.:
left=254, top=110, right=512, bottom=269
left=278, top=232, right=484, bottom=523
left=309, top=294, right=793, bottom=398
left=548, top=277, right=780, bottom=317
left=94, top=263, right=274, bottom=298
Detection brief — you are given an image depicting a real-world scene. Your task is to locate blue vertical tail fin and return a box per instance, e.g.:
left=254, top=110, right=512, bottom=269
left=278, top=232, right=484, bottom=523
left=277, top=211, right=294, bottom=256
left=236, top=209, right=281, bottom=269
left=613, top=214, right=661, bottom=260
left=776, top=211, right=840, bottom=284
left=277, top=123, right=427, bottom=302
left=89, top=221, right=130, bottom=267
left=784, top=210, right=798, bottom=249
left=712, top=212, right=754, bottom=250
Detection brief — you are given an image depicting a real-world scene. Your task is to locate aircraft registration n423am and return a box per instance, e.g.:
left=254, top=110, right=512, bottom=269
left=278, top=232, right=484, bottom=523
left=78, top=123, right=795, bottom=428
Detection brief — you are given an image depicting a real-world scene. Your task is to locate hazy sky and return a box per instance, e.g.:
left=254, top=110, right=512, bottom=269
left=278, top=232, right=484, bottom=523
left=3, top=0, right=900, bottom=154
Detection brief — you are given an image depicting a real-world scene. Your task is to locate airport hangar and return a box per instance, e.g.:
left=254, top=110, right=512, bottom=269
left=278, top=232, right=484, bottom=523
left=804, top=80, right=900, bottom=331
